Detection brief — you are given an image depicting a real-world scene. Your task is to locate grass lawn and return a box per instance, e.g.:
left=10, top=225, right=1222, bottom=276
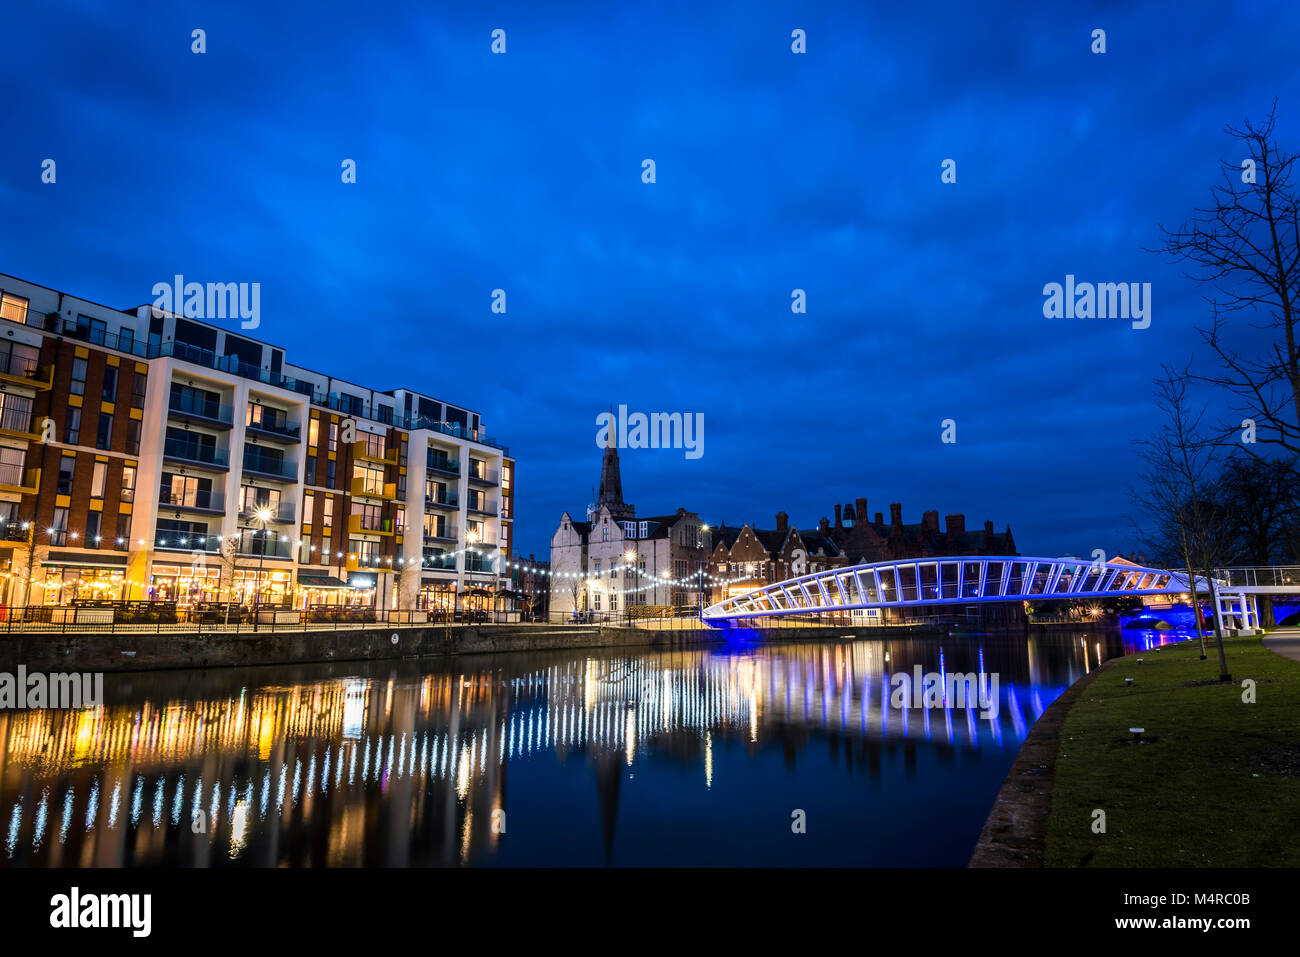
left=1044, top=633, right=1300, bottom=867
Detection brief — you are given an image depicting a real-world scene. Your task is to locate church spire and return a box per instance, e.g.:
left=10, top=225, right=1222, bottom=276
left=597, top=418, right=634, bottom=520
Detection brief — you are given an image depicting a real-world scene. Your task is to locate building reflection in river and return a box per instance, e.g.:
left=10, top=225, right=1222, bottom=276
left=0, top=630, right=1174, bottom=867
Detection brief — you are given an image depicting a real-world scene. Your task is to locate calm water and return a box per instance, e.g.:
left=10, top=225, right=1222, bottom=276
left=0, top=628, right=1180, bottom=867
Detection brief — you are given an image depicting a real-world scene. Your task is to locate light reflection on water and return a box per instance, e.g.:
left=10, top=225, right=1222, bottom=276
left=0, top=629, right=1178, bottom=866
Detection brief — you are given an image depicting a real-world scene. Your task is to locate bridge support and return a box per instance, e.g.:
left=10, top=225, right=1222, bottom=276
left=1217, top=591, right=1260, bottom=636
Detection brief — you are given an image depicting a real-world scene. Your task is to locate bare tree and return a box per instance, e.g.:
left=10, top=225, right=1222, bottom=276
left=217, top=538, right=240, bottom=625
left=1158, top=101, right=1300, bottom=454
left=1132, top=369, right=1235, bottom=679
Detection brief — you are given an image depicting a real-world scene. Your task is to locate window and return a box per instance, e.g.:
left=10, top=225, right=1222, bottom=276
left=131, top=371, right=146, bottom=409
left=0, top=448, right=23, bottom=490
left=70, top=358, right=87, bottom=396
left=50, top=506, right=69, bottom=546
left=163, top=473, right=211, bottom=508
left=121, top=465, right=136, bottom=503
left=593, top=592, right=601, bottom=611
left=349, top=539, right=380, bottom=563
left=0, top=393, right=32, bottom=434
left=0, top=341, right=39, bottom=378
left=86, top=510, right=102, bottom=546
left=116, top=512, right=131, bottom=547
left=74, top=315, right=106, bottom=345
left=352, top=464, right=383, bottom=495
left=351, top=502, right=383, bottom=531
left=240, top=485, right=280, bottom=513
left=125, top=419, right=141, bottom=455
left=57, top=454, right=75, bottom=494
left=63, top=407, right=81, bottom=444
left=328, top=422, right=338, bottom=452
left=303, top=492, right=315, bottom=524
left=602, top=525, right=609, bottom=542
left=96, top=413, right=113, bottom=450
left=305, top=456, right=316, bottom=485
left=101, top=366, right=118, bottom=402
left=326, top=460, right=336, bottom=486
left=308, top=418, right=319, bottom=448
left=0, top=292, right=29, bottom=324
left=91, top=461, right=107, bottom=498
left=502, top=465, right=511, bottom=490
left=610, top=594, right=617, bottom=611
left=119, top=329, right=134, bottom=355
left=359, top=433, right=385, bottom=458
left=322, top=496, right=334, bottom=528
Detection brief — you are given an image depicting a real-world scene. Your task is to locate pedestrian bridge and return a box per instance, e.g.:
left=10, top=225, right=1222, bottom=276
left=701, top=556, right=1200, bottom=623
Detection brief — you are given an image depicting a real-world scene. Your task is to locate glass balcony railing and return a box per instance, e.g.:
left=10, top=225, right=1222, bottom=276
left=422, top=552, right=457, bottom=570
left=426, top=457, right=459, bottom=475
left=163, top=439, right=228, bottom=467
left=467, top=466, right=499, bottom=485
left=0, top=351, right=43, bottom=379
left=168, top=393, right=234, bottom=424
left=245, top=413, right=301, bottom=439
left=239, top=535, right=294, bottom=559
left=238, top=501, right=296, bottom=522
left=242, top=452, right=296, bottom=479
left=159, top=489, right=222, bottom=511
left=425, top=492, right=457, bottom=509
left=155, top=534, right=222, bottom=553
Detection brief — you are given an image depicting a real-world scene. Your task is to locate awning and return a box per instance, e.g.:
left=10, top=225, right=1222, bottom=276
left=42, top=552, right=130, bottom=569
left=297, top=572, right=349, bottom=588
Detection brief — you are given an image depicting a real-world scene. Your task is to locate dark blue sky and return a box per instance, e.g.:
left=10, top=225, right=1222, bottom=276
left=3, top=1, right=1299, bottom=559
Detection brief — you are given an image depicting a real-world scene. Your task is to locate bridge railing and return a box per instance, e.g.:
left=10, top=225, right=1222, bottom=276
left=1214, top=566, right=1300, bottom=588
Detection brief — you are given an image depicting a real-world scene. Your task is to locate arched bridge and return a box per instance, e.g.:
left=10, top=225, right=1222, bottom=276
left=701, top=556, right=1199, bottom=623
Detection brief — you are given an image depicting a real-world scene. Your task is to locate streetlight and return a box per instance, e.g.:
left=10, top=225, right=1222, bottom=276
left=696, top=523, right=711, bottom=620
left=624, top=547, right=637, bottom=626
left=466, top=529, right=479, bottom=622
left=252, top=507, right=272, bottom=630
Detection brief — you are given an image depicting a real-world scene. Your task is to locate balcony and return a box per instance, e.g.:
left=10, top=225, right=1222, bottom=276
left=424, top=492, right=458, bottom=511
left=242, top=451, right=298, bottom=482
left=155, top=533, right=222, bottom=553
left=163, top=438, right=228, bottom=469
left=464, top=557, right=496, bottom=574
left=353, top=439, right=398, bottom=465
left=423, top=525, right=458, bottom=544
left=350, top=476, right=398, bottom=500
left=426, top=457, right=459, bottom=477
left=159, top=489, right=225, bottom=514
left=0, top=464, right=40, bottom=495
left=466, top=501, right=497, bottom=517
left=168, top=394, right=234, bottom=428
left=0, top=351, right=52, bottom=390
left=344, top=553, right=392, bottom=574
left=467, top=466, right=499, bottom=486
left=348, top=513, right=395, bottom=537
left=1, top=522, right=30, bottom=543
left=238, top=501, right=296, bottom=523
left=245, top=413, right=301, bottom=444
left=238, top=534, right=294, bottom=559
left=0, top=404, right=40, bottom=440
left=422, top=552, right=457, bottom=571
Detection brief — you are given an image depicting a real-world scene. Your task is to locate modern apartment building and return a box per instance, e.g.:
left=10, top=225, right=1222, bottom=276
left=0, top=272, right=513, bottom=614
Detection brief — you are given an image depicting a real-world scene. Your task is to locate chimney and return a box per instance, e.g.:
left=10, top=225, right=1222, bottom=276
left=776, top=511, right=788, bottom=533
left=855, top=497, right=867, bottom=522
left=983, top=520, right=994, bottom=548
left=890, top=503, right=903, bottom=528
left=945, top=514, right=965, bottom=537
left=922, top=510, right=939, bottom=532
left=819, top=517, right=830, bottom=534
left=875, top=511, right=884, bottom=526
left=834, top=504, right=842, bottom=528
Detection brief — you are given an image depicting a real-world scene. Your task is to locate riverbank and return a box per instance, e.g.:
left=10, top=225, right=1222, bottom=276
left=973, top=632, right=1300, bottom=867
left=0, top=620, right=983, bottom=673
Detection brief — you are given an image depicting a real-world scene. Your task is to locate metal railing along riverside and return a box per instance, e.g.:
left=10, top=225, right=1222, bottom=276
left=0, top=604, right=528, bottom=635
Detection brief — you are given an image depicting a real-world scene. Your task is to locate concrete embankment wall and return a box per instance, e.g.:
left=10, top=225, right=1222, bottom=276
left=0, top=622, right=967, bottom=674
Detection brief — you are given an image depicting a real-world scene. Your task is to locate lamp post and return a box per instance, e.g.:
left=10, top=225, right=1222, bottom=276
left=466, top=529, right=479, bottom=622
left=253, top=507, right=272, bottom=630
left=697, top=523, right=710, bottom=620
left=624, top=547, right=637, bottom=626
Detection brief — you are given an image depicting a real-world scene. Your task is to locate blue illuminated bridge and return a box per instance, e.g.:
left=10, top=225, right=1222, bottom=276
left=702, top=556, right=1201, bottom=624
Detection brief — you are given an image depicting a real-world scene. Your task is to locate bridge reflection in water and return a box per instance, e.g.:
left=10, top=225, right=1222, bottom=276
left=0, top=630, right=1179, bottom=867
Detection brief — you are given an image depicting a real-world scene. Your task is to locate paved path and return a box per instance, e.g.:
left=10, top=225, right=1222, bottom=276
left=1262, top=626, right=1300, bottom=663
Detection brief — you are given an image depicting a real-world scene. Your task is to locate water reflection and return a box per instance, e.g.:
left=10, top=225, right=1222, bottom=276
left=0, top=629, right=1177, bottom=866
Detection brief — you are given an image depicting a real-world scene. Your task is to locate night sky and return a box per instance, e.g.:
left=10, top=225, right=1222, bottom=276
left=3, top=1, right=1298, bottom=560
